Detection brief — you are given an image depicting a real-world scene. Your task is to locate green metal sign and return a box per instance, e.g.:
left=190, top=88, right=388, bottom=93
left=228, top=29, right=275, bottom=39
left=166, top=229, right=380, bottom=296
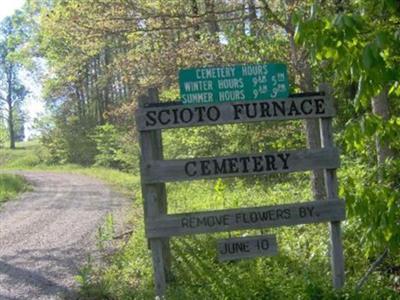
left=179, top=63, right=289, bottom=104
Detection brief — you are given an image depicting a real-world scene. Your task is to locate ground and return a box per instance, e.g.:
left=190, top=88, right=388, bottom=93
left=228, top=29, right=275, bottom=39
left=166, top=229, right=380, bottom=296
left=0, top=171, right=130, bottom=300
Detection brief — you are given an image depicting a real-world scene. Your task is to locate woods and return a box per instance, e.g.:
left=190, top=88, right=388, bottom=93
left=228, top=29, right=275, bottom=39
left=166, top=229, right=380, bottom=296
left=0, top=16, right=27, bottom=148
left=0, top=0, right=399, bottom=299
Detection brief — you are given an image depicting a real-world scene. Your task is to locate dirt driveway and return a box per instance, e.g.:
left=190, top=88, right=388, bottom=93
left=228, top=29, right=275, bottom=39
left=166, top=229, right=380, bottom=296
left=0, top=172, right=130, bottom=300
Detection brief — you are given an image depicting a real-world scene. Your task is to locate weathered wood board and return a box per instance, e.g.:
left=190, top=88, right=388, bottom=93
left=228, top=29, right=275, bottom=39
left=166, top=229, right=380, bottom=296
left=138, top=89, right=170, bottom=297
left=146, top=199, right=345, bottom=238
left=142, top=148, right=340, bottom=183
left=136, top=94, right=335, bottom=131
left=217, top=235, right=278, bottom=261
left=319, top=83, right=345, bottom=288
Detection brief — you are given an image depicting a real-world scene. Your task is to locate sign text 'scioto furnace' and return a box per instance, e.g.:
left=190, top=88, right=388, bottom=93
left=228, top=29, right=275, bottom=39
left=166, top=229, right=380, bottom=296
left=137, top=95, right=334, bottom=131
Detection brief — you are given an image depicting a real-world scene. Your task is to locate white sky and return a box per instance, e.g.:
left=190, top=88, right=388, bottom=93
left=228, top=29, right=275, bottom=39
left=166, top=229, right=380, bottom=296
left=1, top=0, right=45, bottom=139
left=0, top=0, right=26, bottom=20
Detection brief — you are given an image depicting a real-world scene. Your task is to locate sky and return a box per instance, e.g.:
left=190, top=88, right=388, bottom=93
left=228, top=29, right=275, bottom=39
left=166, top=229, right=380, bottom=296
left=1, top=0, right=45, bottom=139
left=0, top=0, right=25, bottom=20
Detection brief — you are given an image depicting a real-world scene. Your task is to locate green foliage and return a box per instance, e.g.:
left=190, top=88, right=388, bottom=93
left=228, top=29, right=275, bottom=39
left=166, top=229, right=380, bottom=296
left=97, top=213, right=115, bottom=250
left=39, top=115, right=97, bottom=165
left=33, top=111, right=139, bottom=172
left=342, top=114, right=400, bottom=160
left=294, top=0, right=400, bottom=265
left=0, top=122, right=9, bottom=147
left=78, top=174, right=398, bottom=299
left=0, top=15, right=29, bottom=149
left=75, top=256, right=99, bottom=299
left=0, top=140, right=140, bottom=198
left=295, top=0, right=400, bottom=153
left=91, top=123, right=140, bottom=172
left=0, top=174, right=30, bottom=204
left=163, top=121, right=306, bottom=160
left=340, top=159, right=400, bottom=256
left=0, top=141, right=46, bottom=168
left=92, top=124, right=122, bottom=168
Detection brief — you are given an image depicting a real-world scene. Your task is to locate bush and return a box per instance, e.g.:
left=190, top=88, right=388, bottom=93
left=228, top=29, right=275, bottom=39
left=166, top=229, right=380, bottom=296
left=340, top=158, right=400, bottom=257
left=40, top=115, right=97, bottom=165
left=92, top=124, right=121, bottom=168
left=163, top=121, right=306, bottom=160
left=91, top=123, right=140, bottom=172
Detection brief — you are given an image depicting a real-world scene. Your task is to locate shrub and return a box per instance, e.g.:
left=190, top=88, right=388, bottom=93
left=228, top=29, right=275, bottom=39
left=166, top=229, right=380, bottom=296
left=91, top=123, right=140, bottom=172
left=40, top=115, right=97, bottom=165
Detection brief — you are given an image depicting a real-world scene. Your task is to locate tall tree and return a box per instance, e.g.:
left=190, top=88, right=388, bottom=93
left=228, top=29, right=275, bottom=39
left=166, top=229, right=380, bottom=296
left=0, top=16, right=27, bottom=149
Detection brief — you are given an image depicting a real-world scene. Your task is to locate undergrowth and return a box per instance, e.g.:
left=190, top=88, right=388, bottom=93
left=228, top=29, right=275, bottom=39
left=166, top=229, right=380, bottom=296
left=76, top=174, right=399, bottom=299
left=0, top=174, right=31, bottom=205
left=0, top=141, right=139, bottom=197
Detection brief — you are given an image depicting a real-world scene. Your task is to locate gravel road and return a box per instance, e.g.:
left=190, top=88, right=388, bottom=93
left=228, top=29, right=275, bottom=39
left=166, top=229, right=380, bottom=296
left=0, top=172, right=130, bottom=300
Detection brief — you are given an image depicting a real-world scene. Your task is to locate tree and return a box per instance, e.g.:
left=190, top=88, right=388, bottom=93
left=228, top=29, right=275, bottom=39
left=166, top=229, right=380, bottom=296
left=0, top=16, right=28, bottom=149
left=0, top=109, right=8, bottom=146
left=294, top=0, right=400, bottom=259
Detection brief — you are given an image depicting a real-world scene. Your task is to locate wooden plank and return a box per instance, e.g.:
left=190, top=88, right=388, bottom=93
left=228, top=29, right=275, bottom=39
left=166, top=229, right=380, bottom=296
left=136, top=94, right=336, bottom=131
left=138, top=88, right=170, bottom=297
left=146, top=199, right=345, bottom=238
left=217, top=235, right=278, bottom=262
left=319, top=84, right=345, bottom=289
left=142, top=148, right=340, bottom=183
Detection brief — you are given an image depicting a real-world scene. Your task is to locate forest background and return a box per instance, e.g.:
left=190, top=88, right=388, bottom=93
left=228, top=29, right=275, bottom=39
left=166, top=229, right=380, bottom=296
left=0, top=0, right=399, bottom=299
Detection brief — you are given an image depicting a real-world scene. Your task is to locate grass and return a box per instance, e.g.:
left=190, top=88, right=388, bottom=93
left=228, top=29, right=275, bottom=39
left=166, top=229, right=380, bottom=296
left=0, top=174, right=31, bottom=205
left=1, top=141, right=399, bottom=299
left=0, top=141, right=139, bottom=197
left=0, top=140, right=48, bottom=169
left=75, top=175, right=399, bottom=300
left=72, top=171, right=399, bottom=299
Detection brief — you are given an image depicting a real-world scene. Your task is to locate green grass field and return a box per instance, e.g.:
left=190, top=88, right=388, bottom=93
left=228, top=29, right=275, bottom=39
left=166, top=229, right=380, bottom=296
left=0, top=140, right=49, bottom=170
left=0, top=174, right=31, bottom=205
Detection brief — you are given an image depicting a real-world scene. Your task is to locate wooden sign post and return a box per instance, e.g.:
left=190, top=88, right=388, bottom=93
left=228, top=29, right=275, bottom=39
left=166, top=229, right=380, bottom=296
left=319, top=84, right=345, bottom=288
left=136, top=83, right=345, bottom=297
left=138, top=88, right=171, bottom=296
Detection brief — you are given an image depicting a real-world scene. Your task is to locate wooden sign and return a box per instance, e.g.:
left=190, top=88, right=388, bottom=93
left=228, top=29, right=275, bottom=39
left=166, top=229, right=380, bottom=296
left=136, top=94, right=335, bottom=131
left=136, top=84, right=346, bottom=297
left=217, top=235, right=278, bottom=261
left=179, top=63, right=289, bottom=104
left=141, top=148, right=340, bottom=183
left=146, top=199, right=345, bottom=238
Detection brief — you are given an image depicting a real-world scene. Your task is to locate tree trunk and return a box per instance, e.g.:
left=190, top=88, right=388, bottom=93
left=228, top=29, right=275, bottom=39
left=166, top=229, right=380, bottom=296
left=247, top=0, right=257, bottom=36
left=240, top=0, right=246, bottom=35
left=190, top=0, right=201, bottom=40
left=288, top=32, right=326, bottom=200
left=306, top=120, right=326, bottom=199
left=371, top=86, right=392, bottom=166
left=104, top=47, right=111, bottom=116
left=7, top=67, right=15, bottom=149
left=7, top=100, right=15, bottom=149
left=205, top=0, right=219, bottom=34
left=260, top=0, right=326, bottom=200
left=302, top=59, right=326, bottom=200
